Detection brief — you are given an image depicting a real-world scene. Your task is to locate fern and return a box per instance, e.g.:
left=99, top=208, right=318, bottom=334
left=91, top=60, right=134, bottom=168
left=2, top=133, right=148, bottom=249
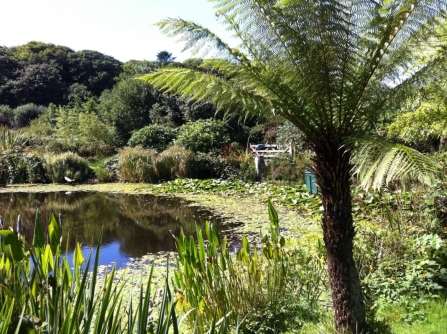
left=349, top=136, right=443, bottom=190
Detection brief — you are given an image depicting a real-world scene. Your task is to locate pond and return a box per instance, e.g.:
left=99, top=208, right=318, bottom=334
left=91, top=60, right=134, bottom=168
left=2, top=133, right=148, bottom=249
left=0, top=192, right=238, bottom=268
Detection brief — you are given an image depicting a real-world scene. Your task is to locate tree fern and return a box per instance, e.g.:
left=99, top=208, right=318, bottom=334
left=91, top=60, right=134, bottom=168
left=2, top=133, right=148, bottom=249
left=142, top=0, right=447, bottom=332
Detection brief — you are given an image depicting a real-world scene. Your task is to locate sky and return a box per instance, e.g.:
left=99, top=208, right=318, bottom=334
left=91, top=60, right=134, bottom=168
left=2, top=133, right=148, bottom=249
left=0, top=0, right=234, bottom=62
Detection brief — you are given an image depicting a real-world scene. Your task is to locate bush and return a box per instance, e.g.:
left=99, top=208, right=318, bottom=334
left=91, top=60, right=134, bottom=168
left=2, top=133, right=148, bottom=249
left=0, top=147, right=47, bottom=184
left=153, top=145, right=193, bottom=181
left=118, top=147, right=157, bottom=183
left=127, top=125, right=176, bottom=151
left=185, top=152, right=224, bottom=179
left=55, top=109, right=116, bottom=157
left=44, top=152, right=94, bottom=183
left=13, top=103, right=47, bottom=128
left=97, top=155, right=120, bottom=182
left=266, top=152, right=311, bottom=182
left=176, top=119, right=230, bottom=153
left=0, top=105, right=14, bottom=127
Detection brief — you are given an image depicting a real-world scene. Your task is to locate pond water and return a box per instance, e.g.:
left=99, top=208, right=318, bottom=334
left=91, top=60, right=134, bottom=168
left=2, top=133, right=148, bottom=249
left=0, top=192, right=237, bottom=268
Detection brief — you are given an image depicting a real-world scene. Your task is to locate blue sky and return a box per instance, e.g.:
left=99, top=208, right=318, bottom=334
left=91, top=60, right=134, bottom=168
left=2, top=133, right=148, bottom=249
left=1, top=0, right=233, bottom=62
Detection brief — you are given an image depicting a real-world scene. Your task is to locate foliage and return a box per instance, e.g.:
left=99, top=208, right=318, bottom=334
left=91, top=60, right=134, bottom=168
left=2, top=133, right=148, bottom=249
left=13, top=103, right=47, bottom=128
left=387, top=102, right=447, bottom=151
left=55, top=107, right=116, bottom=156
left=0, top=128, right=25, bottom=151
left=0, top=42, right=123, bottom=108
left=10, top=63, right=67, bottom=107
left=0, top=106, right=13, bottom=128
left=265, top=153, right=311, bottom=183
left=350, top=136, right=443, bottom=191
left=276, top=120, right=306, bottom=152
left=0, top=212, right=194, bottom=334
left=153, top=145, right=193, bottom=182
left=128, top=124, right=177, bottom=151
left=117, top=59, right=159, bottom=81
left=173, top=201, right=321, bottom=333
left=100, top=79, right=156, bottom=144
left=118, top=147, right=158, bottom=183
left=67, top=49, right=123, bottom=96
left=96, top=155, right=120, bottom=182
left=0, top=147, right=47, bottom=184
left=156, top=50, right=176, bottom=64
left=144, top=2, right=447, bottom=328
left=176, top=119, right=230, bottom=153
left=44, top=152, right=94, bottom=183
left=188, top=152, right=228, bottom=179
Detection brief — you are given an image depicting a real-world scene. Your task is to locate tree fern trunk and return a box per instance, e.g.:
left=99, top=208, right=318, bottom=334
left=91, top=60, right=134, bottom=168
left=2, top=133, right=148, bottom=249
left=313, top=140, right=366, bottom=333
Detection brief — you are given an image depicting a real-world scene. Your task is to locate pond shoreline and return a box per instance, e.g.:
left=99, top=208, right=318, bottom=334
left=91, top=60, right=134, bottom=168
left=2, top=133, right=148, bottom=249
left=0, top=183, right=311, bottom=237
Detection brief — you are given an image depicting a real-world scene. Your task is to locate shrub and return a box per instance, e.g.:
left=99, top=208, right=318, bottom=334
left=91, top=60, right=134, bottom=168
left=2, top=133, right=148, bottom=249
left=44, top=152, right=94, bottom=183
left=55, top=109, right=116, bottom=156
left=153, top=145, right=193, bottom=181
left=128, top=124, right=176, bottom=151
left=266, top=152, right=311, bottom=182
left=0, top=105, right=14, bottom=127
left=13, top=103, right=47, bottom=128
left=185, top=152, right=223, bottom=179
left=176, top=119, right=230, bottom=153
left=97, top=155, right=120, bottom=182
left=0, top=127, right=25, bottom=151
left=0, top=147, right=47, bottom=184
left=118, top=147, right=157, bottom=183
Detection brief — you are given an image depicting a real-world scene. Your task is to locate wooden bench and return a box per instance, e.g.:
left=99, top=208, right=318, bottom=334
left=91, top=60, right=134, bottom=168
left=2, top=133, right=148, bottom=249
left=249, top=144, right=292, bottom=158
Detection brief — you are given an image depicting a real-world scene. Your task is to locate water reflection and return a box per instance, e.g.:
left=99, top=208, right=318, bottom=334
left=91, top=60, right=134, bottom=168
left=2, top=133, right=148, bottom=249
left=0, top=192, right=231, bottom=268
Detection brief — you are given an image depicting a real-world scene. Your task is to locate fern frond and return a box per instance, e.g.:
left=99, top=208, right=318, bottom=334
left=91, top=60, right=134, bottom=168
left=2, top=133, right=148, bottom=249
left=156, top=18, right=241, bottom=61
left=349, top=136, right=443, bottom=190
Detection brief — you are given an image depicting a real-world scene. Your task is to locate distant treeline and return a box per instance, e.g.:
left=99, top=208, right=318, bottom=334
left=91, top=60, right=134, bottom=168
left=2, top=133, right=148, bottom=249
left=0, top=41, right=124, bottom=107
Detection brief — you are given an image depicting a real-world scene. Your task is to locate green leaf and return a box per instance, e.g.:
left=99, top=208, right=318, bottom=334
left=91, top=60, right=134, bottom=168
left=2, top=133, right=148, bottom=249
left=0, top=230, right=24, bottom=262
left=32, top=210, right=45, bottom=250
left=48, top=212, right=62, bottom=253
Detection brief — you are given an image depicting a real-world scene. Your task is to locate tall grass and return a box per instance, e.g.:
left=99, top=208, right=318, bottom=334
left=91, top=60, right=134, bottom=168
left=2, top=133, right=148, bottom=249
left=44, top=152, right=94, bottom=183
left=0, top=211, right=232, bottom=333
left=118, top=147, right=157, bottom=183
left=0, top=127, right=25, bottom=151
left=153, top=145, right=192, bottom=182
left=173, top=200, right=323, bottom=333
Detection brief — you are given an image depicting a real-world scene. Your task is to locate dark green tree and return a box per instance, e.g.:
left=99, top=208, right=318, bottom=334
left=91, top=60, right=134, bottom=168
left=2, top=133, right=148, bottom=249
left=142, top=0, right=445, bottom=331
left=8, top=41, right=74, bottom=81
left=156, top=50, right=176, bottom=64
left=10, top=63, right=67, bottom=107
left=68, top=50, right=122, bottom=96
left=0, top=47, right=21, bottom=106
left=99, top=79, right=156, bottom=144
left=117, top=60, right=159, bottom=82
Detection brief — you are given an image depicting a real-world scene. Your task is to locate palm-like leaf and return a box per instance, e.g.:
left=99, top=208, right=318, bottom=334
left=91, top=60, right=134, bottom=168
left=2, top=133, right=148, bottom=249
left=349, top=136, right=443, bottom=190
left=143, top=0, right=447, bottom=141
left=142, top=0, right=447, bottom=331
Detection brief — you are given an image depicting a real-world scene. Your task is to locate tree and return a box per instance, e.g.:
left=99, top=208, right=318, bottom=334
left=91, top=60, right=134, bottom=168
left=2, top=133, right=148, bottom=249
left=9, top=41, right=74, bottom=82
left=142, top=0, right=445, bottom=331
left=0, top=47, right=21, bottom=106
left=117, top=60, right=159, bottom=82
left=156, top=50, right=176, bottom=64
left=10, top=63, right=67, bottom=107
left=99, top=79, right=156, bottom=144
left=68, top=50, right=122, bottom=96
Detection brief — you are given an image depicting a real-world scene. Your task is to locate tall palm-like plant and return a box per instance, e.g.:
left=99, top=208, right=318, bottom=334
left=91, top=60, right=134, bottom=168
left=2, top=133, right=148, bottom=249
left=142, top=0, right=447, bottom=331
